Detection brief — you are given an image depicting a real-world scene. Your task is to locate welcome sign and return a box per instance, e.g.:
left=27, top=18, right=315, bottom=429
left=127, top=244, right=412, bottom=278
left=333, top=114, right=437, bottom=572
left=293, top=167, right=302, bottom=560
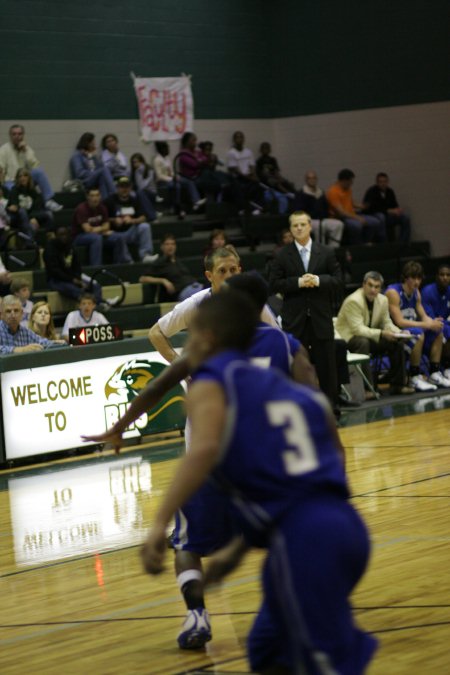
left=1, top=351, right=186, bottom=460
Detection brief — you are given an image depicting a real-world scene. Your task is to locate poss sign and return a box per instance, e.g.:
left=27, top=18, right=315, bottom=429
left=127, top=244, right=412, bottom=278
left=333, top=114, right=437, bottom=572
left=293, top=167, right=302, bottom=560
left=69, top=323, right=123, bottom=345
left=1, top=351, right=186, bottom=460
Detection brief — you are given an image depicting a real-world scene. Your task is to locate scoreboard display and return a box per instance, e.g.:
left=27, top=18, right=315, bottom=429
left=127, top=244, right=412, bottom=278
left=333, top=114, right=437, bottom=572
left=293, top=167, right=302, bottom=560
left=69, top=323, right=123, bottom=346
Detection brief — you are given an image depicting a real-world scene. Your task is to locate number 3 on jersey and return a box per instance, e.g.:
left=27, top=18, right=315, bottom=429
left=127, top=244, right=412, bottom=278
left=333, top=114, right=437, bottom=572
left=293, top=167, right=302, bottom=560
left=266, top=401, right=319, bottom=476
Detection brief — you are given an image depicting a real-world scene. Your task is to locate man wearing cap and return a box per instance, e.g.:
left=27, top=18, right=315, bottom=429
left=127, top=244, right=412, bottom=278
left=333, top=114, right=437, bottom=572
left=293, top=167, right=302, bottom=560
left=104, top=177, right=158, bottom=263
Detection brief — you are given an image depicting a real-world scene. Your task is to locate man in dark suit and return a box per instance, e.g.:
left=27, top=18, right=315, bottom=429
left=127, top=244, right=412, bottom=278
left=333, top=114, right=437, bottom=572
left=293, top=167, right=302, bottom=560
left=269, top=211, right=342, bottom=406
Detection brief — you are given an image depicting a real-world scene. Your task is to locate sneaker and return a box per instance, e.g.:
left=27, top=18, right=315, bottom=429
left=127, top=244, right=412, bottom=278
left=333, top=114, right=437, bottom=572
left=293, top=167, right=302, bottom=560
left=410, top=375, right=438, bottom=392
left=193, top=198, right=207, bottom=211
left=177, top=608, right=211, bottom=650
left=429, top=371, right=450, bottom=388
left=45, top=198, right=63, bottom=212
left=142, top=253, right=159, bottom=263
left=251, top=208, right=262, bottom=216
left=443, top=368, right=450, bottom=380
left=156, top=195, right=164, bottom=203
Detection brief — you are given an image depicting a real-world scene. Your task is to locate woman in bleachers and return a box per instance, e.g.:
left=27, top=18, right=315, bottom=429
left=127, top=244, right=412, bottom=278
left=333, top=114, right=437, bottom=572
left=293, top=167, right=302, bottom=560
left=101, top=134, right=130, bottom=180
left=7, top=168, right=53, bottom=239
left=29, top=301, right=58, bottom=340
left=70, top=133, right=116, bottom=200
left=152, top=141, right=187, bottom=219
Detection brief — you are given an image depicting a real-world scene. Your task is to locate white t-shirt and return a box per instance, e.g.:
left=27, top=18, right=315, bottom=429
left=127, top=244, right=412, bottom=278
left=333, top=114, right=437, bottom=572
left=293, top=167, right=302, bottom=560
left=157, top=288, right=278, bottom=338
left=153, top=154, right=173, bottom=182
left=226, top=147, right=255, bottom=176
left=62, top=310, right=108, bottom=337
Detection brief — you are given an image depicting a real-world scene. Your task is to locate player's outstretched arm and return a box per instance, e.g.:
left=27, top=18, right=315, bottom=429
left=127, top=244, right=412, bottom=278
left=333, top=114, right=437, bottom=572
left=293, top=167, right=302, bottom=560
left=203, top=536, right=249, bottom=587
left=82, top=356, right=190, bottom=453
left=142, top=380, right=226, bottom=575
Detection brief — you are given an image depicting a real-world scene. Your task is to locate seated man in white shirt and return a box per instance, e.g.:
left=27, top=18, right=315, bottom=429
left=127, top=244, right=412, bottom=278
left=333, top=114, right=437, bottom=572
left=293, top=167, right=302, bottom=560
left=61, top=292, right=108, bottom=342
left=226, top=131, right=265, bottom=214
left=0, top=124, right=62, bottom=211
left=336, top=271, right=414, bottom=395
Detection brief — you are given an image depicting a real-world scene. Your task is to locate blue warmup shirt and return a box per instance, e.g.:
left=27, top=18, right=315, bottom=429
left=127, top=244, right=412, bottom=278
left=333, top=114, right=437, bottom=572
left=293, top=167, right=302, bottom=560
left=422, top=282, right=450, bottom=340
left=192, top=350, right=348, bottom=537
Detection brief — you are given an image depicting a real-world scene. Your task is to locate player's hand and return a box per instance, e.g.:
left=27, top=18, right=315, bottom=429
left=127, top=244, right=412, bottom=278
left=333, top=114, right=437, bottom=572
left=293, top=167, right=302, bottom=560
left=204, top=536, right=248, bottom=587
left=141, top=523, right=167, bottom=574
left=81, top=428, right=124, bottom=454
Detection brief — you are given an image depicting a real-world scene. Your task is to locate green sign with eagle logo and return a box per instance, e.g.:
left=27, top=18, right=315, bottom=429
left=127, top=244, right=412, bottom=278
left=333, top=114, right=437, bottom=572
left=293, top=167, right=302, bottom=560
left=104, top=358, right=186, bottom=437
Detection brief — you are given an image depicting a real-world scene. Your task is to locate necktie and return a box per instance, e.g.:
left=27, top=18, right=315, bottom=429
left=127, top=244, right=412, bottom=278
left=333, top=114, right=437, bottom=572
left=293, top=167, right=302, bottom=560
left=300, top=247, right=308, bottom=271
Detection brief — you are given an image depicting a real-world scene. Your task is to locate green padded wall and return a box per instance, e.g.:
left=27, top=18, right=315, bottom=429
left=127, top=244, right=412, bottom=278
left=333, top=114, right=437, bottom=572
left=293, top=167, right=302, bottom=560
left=0, top=0, right=448, bottom=119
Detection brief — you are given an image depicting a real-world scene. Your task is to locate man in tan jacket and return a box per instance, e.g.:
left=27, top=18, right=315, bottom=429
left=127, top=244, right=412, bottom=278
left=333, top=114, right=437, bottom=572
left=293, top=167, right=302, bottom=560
left=336, top=271, right=414, bottom=395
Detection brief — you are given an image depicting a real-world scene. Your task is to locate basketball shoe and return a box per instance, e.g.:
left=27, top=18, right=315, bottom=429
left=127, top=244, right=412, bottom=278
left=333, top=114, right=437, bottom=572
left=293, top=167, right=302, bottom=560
left=178, top=608, right=212, bottom=649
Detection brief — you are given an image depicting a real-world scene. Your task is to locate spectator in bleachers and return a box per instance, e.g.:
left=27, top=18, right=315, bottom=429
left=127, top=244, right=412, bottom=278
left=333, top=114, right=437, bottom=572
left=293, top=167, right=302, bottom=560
left=421, top=264, right=450, bottom=379
left=104, top=177, right=157, bottom=263
left=0, top=124, right=62, bottom=212
left=256, top=142, right=295, bottom=214
left=10, top=277, right=33, bottom=328
left=61, top=292, right=108, bottom=342
left=386, top=261, right=450, bottom=390
left=327, top=169, right=386, bottom=244
left=226, top=131, right=265, bottom=215
left=0, top=173, right=11, bottom=234
left=0, top=252, right=12, bottom=295
left=295, top=171, right=344, bottom=248
left=363, top=173, right=411, bottom=243
left=336, top=271, right=414, bottom=396
left=43, top=224, right=103, bottom=305
left=139, top=233, right=203, bottom=301
left=177, top=132, right=213, bottom=206
left=152, top=142, right=186, bottom=219
left=7, top=168, right=53, bottom=238
left=29, top=301, right=59, bottom=340
left=0, top=294, right=59, bottom=354
left=203, top=228, right=230, bottom=257
left=101, top=134, right=130, bottom=180
left=70, top=133, right=116, bottom=200
left=198, top=140, right=231, bottom=192
left=129, top=153, right=160, bottom=223
left=72, top=187, right=127, bottom=265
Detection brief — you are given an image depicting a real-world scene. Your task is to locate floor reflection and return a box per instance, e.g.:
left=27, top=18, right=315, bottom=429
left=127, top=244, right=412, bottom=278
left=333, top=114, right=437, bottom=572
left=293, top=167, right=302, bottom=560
left=9, top=455, right=153, bottom=567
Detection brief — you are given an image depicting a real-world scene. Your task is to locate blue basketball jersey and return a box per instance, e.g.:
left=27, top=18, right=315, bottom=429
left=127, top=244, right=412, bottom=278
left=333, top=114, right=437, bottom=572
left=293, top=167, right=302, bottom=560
left=422, top=282, right=450, bottom=321
left=386, top=282, right=419, bottom=321
left=248, top=322, right=300, bottom=374
left=192, top=350, right=348, bottom=536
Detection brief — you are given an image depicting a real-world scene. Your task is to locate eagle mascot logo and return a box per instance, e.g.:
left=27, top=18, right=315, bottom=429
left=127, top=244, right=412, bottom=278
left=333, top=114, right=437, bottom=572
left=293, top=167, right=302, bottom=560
left=104, top=358, right=185, bottom=435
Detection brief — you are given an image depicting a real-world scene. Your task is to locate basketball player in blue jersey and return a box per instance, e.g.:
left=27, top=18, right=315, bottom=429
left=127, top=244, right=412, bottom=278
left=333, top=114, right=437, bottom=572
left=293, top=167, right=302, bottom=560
left=386, top=260, right=449, bottom=390
left=141, top=292, right=376, bottom=674
left=84, top=272, right=318, bottom=651
left=421, top=264, right=450, bottom=379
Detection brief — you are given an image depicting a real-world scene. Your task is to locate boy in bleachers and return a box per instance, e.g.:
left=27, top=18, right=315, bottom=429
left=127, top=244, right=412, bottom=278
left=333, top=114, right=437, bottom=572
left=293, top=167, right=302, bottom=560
left=61, top=292, right=108, bottom=342
left=11, top=277, right=33, bottom=328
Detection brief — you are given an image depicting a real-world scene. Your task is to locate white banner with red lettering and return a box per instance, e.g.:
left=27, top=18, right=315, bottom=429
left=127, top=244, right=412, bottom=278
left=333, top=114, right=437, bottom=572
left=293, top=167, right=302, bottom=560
left=133, top=75, right=194, bottom=141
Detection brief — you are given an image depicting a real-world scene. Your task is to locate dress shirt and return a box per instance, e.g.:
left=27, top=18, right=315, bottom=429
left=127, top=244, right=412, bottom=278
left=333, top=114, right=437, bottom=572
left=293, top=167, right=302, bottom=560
left=0, top=321, right=53, bottom=354
left=294, top=239, right=320, bottom=287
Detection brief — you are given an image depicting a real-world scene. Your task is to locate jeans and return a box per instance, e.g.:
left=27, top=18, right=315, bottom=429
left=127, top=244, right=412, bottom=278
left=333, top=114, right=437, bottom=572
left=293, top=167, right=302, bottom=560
left=73, top=231, right=128, bottom=266
left=120, top=223, right=154, bottom=262
left=136, top=189, right=157, bottom=222
left=177, top=176, right=201, bottom=204
left=47, top=278, right=103, bottom=304
left=375, top=212, right=411, bottom=243
left=343, top=215, right=386, bottom=244
left=264, top=188, right=289, bottom=214
left=82, top=167, right=116, bottom=200
left=178, top=282, right=204, bottom=301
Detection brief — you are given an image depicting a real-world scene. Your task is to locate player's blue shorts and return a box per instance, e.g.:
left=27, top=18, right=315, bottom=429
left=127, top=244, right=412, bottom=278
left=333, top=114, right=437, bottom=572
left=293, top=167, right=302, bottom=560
left=247, top=494, right=378, bottom=674
left=403, top=326, right=423, bottom=353
left=172, top=480, right=236, bottom=556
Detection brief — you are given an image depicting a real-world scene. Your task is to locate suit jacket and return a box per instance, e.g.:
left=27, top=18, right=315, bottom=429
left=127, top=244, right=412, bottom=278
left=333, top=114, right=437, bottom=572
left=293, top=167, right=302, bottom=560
left=336, top=287, right=400, bottom=343
left=269, top=241, right=342, bottom=339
